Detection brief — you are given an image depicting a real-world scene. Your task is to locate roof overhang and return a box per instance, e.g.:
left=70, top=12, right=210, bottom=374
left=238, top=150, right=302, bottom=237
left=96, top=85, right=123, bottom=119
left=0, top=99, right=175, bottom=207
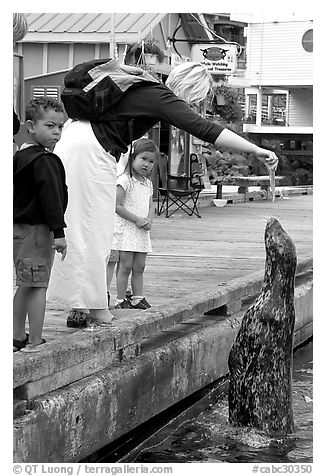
left=244, top=83, right=313, bottom=90
left=23, top=32, right=143, bottom=44
left=22, top=13, right=167, bottom=45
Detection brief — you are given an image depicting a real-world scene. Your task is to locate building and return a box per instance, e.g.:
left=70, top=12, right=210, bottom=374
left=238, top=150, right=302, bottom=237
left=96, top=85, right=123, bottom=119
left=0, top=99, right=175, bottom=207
left=13, top=13, right=214, bottom=184
left=14, top=13, right=172, bottom=118
left=239, top=14, right=313, bottom=180
left=14, top=13, right=312, bottom=186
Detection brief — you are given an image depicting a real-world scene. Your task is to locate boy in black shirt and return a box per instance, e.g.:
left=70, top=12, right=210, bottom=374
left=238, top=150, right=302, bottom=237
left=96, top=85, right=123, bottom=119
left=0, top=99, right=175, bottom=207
left=13, top=97, right=68, bottom=352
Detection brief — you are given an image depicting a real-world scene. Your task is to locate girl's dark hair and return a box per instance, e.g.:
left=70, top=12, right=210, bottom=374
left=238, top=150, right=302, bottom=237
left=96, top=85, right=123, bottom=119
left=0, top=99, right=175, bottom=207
left=25, top=97, right=64, bottom=121
left=127, top=138, right=159, bottom=177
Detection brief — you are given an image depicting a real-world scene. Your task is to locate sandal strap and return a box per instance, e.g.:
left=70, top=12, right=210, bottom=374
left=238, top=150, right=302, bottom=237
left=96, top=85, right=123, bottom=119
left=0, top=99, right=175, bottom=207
left=13, top=333, right=29, bottom=350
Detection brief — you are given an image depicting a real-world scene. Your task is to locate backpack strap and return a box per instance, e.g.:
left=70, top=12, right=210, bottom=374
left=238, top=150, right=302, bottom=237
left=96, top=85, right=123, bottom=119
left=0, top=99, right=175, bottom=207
left=125, top=119, right=134, bottom=170
left=127, top=119, right=134, bottom=145
left=84, top=59, right=159, bottom=95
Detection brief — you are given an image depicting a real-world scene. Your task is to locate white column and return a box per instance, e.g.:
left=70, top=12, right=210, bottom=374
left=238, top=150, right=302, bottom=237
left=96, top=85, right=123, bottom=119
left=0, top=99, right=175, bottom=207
left=42, top=43, right=48, bottom=75
left=68, top=44, right=74, bottom=68
left=267, top=95, right=274, bottom=122
left=110, top=13, right=116, bottom=58
left=256, top=87, right=262, bottom=126
left=285, top=91, right=290, bottom=126
left=245, top=94, right=250, bottom=117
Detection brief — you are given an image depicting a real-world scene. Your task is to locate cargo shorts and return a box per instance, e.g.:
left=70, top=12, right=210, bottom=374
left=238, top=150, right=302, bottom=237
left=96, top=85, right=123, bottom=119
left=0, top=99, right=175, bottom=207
left=13, top=223, right=55, bottom=288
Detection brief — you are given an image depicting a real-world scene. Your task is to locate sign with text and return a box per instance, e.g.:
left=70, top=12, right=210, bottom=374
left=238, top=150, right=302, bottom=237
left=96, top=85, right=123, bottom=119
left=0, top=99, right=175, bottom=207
left=191, top=44, right=238, bottom=75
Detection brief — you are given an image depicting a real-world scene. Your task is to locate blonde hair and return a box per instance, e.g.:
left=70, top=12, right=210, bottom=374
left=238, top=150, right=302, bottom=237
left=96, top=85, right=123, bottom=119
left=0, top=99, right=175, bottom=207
left=165, top=62, right=213, bottom=105
left=13, top=13, right=28, bottom=43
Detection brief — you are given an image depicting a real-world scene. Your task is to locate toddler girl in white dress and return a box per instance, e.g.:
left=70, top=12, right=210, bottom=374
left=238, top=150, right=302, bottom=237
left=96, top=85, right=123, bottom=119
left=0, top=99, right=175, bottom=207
left=112, top=138, right=159, bottom=309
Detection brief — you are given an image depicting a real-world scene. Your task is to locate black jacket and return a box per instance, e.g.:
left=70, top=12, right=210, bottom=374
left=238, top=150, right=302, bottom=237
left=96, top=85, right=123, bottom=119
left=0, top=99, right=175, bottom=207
left=91, top=82, right=224, bottom=156
left=13, top=145, right=68, bottom=238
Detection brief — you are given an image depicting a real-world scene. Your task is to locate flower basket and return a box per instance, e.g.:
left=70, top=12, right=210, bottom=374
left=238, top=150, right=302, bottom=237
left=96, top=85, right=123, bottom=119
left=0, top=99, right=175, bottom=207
left=143, top=39, right=165, bottom=63
left=144, top=53, right=159, bottom=65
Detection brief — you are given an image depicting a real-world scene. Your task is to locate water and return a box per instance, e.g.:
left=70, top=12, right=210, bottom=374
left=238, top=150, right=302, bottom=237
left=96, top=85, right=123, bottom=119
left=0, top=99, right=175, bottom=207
left=130, top=340, right=313, bottom=463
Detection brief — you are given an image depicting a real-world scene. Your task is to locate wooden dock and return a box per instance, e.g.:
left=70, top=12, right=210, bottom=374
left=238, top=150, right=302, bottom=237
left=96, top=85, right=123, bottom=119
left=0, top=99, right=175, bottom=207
left=13, top=193, right=313, bottom=463
left=41, top=194, right=313, bottom=341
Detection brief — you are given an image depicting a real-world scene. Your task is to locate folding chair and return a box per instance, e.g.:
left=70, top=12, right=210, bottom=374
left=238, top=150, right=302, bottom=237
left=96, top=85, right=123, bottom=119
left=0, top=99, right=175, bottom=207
left=157, top=157, right=203, bottom=218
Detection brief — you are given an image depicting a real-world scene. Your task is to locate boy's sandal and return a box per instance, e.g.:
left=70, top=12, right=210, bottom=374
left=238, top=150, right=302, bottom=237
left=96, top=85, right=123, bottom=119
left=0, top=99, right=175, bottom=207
left=66, top=310, right=89, bottom=328
left=13, top=333, right=29, bottom=352
left=20, top=338, right=46, bottom=353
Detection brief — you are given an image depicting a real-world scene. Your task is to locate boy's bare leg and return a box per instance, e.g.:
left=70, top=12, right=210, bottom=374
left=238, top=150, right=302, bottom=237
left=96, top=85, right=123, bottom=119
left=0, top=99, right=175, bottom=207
left=27, top=287, right=47, bottom=345
left=13, top=286, right=28, bottom=341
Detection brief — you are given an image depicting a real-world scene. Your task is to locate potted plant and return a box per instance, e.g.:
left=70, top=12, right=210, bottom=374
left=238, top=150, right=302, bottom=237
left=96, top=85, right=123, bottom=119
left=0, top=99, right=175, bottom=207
left=211, top=84, right=243, bottom=124
left=141, top=39, right=165, bottom=64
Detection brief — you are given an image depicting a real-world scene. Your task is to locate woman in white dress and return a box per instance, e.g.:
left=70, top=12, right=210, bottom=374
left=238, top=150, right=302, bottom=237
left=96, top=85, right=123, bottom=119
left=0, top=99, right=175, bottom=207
left=48, top=120, right=117, bottom=325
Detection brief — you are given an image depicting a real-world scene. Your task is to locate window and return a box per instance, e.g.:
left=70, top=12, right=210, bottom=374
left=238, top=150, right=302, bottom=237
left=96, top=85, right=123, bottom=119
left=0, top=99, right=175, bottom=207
left=31, top=86, right=60, bottom=100
left=261, top=93, right=287, bottom=126
left=302, top=29, right=313, bottom=52
left=244, top=92, right=287, bottom=126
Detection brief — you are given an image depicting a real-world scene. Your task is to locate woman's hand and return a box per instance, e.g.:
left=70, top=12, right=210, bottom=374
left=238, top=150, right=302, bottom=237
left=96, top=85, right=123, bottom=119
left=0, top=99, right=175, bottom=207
left=253, top=147, right=279, bottom=171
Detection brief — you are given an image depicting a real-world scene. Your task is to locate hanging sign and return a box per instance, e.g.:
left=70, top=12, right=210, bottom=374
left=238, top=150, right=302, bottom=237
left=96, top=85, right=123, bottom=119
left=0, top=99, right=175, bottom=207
left=191, top=43, right=238, bottom=75
left=171, top=53, right=189, bottom=69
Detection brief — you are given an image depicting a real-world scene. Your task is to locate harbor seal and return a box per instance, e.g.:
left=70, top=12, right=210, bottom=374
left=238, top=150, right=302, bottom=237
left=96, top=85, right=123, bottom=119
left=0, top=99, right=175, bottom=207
left=228, top=217, right=297, bottom=436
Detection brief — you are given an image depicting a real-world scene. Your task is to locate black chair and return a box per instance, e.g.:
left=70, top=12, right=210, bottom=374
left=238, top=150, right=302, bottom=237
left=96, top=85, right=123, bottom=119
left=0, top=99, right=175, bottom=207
left=157, top=157, right=203, bottom=218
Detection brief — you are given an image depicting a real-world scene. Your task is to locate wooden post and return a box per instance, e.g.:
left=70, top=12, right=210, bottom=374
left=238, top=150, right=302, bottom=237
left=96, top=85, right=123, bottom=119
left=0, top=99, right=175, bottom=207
left=216, top=183, right=223, bottom=199
left=110, top=13, right=116, bottom=59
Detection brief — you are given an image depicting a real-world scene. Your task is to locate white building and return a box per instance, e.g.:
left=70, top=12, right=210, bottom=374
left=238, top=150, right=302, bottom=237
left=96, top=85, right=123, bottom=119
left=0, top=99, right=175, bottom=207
left=238, top=15, right=313, bottom=158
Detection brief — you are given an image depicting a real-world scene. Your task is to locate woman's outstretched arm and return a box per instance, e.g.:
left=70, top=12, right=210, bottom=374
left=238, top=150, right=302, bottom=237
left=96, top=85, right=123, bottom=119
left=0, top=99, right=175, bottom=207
left=214, top=128, right=278, bottom=170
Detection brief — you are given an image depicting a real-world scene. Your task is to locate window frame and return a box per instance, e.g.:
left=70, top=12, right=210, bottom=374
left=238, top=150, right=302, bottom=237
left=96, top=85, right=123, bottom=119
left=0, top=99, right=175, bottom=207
left=302, top=29, right=313, bottom=53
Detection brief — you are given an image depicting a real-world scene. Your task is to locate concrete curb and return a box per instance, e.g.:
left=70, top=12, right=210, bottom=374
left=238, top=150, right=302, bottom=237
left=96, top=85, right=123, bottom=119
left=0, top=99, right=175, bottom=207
left=13, top=257, right=312, bottom=394
left=13, top=317, right=235, bottom=461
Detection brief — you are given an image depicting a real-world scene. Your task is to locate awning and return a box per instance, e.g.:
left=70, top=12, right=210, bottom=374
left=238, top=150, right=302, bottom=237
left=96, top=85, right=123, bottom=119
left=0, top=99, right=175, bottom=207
left=22, top=13, right=167, bottom=44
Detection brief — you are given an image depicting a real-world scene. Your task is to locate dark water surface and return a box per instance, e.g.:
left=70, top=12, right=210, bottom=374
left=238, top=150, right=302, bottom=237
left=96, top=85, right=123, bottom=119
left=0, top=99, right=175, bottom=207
left=131, top=340, right=313, bottom=464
